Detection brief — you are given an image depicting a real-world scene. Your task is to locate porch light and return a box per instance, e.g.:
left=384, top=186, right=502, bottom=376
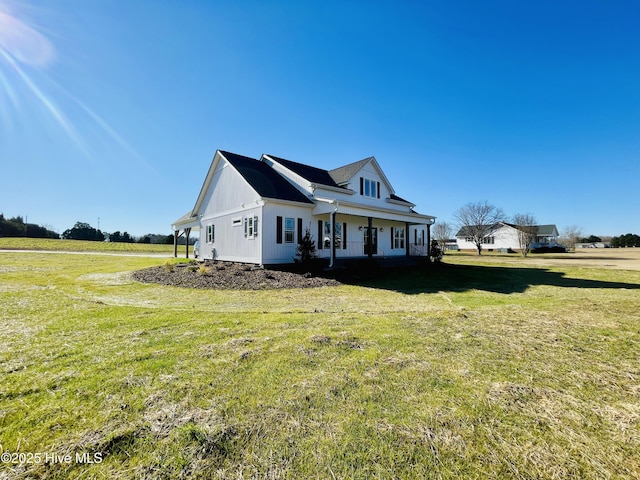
left=358, top=226, right=363, bottom=231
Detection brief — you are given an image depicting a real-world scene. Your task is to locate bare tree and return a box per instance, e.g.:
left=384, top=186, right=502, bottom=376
left=454, top=201, right=505, bottom=255
left=512, top=213, right=537, bottom=257
left=432, top=221, right=453, bottom=254
left=559, top=225, right=583, bottom=251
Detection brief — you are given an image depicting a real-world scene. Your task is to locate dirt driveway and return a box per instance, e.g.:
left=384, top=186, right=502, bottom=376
left=455, top=248, right=640, bottom=271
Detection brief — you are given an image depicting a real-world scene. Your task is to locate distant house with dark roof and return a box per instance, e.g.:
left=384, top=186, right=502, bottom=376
left=172, top=150, right=435, bottom=265
left=455, top=222, right=560, bottom=252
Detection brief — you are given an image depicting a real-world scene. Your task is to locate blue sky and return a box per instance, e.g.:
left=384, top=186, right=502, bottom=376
left=1, top=0, right=638, bottom=238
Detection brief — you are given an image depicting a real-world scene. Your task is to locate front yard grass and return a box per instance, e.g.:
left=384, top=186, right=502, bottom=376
left=0, top=237, right=180, bottom=255
left=0, top=251, right=639, bottom=478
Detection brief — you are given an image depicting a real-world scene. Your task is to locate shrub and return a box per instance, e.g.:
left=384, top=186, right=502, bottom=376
left=295, top=228, right=317, bottom=265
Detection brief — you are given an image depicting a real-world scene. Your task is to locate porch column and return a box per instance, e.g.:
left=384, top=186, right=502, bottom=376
left=367, top=216, right=373, bottom=259
left=427, top=223, right=432, bottom=258
left=330, top=212, right=336, bottom=268
left=405, top=222, right=410, bottom=256
left=185, top=227, right=191, bottom=259
left=173, top=230, right=179, bottom=257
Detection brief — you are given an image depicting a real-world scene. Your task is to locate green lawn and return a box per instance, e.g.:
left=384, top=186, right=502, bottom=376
left=0, top=237, right=188, bottom=255
left=1, top=250, right=639, bottom=478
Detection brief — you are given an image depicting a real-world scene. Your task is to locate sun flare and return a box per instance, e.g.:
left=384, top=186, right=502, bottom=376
left=0, top=1, right=144, bottom=165
left=0, top=7, right=56, bottom=68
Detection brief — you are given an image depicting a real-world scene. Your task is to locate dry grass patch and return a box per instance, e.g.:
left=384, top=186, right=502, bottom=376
left=1, top=251, right=639, bottom=478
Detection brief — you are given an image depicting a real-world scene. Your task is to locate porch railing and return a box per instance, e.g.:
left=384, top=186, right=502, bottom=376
left=317, top=240, right=429, bottom=258
left=317, top=240, right=385, bottom=258
left=410, top=244, right=429, bottom=256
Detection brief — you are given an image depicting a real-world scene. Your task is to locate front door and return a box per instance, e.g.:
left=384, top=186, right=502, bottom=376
left=364, top=227, right=378, bottom=255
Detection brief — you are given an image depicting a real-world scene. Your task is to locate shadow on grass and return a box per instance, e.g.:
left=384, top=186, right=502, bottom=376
left=337, top=262, right=640, bottom=295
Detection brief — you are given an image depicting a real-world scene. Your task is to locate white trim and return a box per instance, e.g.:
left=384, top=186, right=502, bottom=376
left=312, top=183, right=355, bottom=195
left=261, top=197, right=314, bottom=207
left=387, top=197, right=416, bottom=208
left=172, top=216, right=199, bottom=230
left=200, top=205, right=256, bottom=223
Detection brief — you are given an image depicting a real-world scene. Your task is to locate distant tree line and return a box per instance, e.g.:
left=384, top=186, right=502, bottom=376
left=62, top=222, right=105, bottom=241
left=611, top=233, right=640, bottom=248
left=0, top=214, right=59, bottom=239
left=62, top=221, right=175, bottom=244
left=573, top=233, right=640, bottom=247
left=579, top=235, right=602, bottom=243
left=1, top=215, right=175, bottom=244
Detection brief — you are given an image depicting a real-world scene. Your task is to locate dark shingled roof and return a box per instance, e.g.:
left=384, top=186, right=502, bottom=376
left=266, top=155, right=342, bottom=189
left=390, top=193, right=413, bottom=204
left=503, top=223, right=558, bottom=235
left=455, top=224, right=501, bottom=237
left=456, top=223, right=557, bottom=237
left=220, top=151, right=313, bottom=204
left=329, top=158, right=372, bottom=186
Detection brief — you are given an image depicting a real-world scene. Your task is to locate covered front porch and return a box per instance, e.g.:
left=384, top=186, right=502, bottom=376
left=312, top=201, right=435, bottom=268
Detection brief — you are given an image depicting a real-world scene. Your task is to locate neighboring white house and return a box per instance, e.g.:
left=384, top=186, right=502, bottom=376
left=172, top=150, right=436, bottom=265
left=575, top=242, right=610, bottom=249
left=455, top=223, right=560, bottom=252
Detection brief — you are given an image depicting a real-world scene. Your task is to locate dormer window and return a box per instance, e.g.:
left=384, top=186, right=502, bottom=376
left=360, top=177, right=380, bottom=198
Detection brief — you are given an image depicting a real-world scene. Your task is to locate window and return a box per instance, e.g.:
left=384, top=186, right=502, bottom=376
left=360, top=177, right=380, bottom=198
left=323, top=221, right=342, bottom=248
left=244, top=216, right=258, bottom=239
left=393, top=227, right=405, bottom=249
left=364, top=179, right=377, bottom=198
left=482, top=236, right=495, bottom=245
left=206, top=225, right=214, bottom=243
left=284, top=217, right=295, bottom=243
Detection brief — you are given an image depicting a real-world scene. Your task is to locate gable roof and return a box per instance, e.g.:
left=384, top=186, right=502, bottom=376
left=502, top=223, right=558, bottom=236
left=455, top=224, right=501, bottom=237
left=534, top=224, right=558, bottom=236
left=456, top=223, right=559, bottom=237
left=328, top=157, right=372, bottom=185
left=221, top=151, right=313, bottom=204
left=267, top=154, right=418, bottom=205
left=264, top=154, right=342, bottom=189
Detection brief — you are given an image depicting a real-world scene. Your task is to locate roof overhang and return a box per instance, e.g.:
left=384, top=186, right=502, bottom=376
left=263, top=197, right=316, bottom=208
left=311, top=183, right=355, bottom=195
left=387, top=197, right=416, bottom=208
left=172, top=211, right=200, bottom=231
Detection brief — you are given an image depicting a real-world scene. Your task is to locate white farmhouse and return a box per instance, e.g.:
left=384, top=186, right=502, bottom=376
left=455, top=223, right=560, bottom=252
left=172, top=150, right=435, bottom=265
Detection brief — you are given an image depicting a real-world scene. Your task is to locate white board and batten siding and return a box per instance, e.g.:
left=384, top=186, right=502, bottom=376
left=347, top=162, right=392, bottom=208
left=261, top=202, right=314, bottom=264
left=197, top=158, right=263, bottom=263
left=182, top=150, right=435, bottom=265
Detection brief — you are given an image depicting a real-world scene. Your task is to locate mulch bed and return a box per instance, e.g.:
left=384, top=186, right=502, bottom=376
left=132, top=261, right=342, bottom=290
